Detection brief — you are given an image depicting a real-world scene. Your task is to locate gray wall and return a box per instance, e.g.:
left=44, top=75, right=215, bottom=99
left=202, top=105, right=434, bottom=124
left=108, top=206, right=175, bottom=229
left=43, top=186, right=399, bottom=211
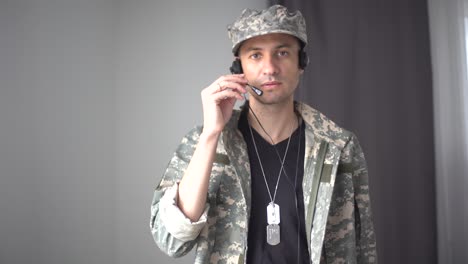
left=1, top=1, right=115, bottom=263
left=0, top=0, right=264, bottom=264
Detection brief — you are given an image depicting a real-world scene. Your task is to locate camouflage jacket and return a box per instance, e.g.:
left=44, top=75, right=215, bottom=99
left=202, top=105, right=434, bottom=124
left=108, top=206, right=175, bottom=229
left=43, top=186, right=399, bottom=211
left=150, top=102, right=377, bottom=264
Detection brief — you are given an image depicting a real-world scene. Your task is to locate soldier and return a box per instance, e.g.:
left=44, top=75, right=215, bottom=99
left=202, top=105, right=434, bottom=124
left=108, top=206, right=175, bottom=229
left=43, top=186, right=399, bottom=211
left=150, top=5, right=377, bottom=264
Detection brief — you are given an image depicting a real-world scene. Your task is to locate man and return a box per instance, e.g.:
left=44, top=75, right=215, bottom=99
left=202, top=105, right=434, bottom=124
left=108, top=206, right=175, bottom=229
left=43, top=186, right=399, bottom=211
left=150, top=5, right=377, bottom=264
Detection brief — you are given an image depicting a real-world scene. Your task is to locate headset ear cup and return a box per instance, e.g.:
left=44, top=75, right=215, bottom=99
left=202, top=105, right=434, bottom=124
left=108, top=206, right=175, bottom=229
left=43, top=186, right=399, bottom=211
left=230, top=59, right=243, bottom=74
left=299, top=50, right=309, bottom=69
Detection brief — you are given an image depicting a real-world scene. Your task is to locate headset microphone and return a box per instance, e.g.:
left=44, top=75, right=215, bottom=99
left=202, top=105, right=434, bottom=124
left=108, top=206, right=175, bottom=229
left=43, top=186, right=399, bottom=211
left=247, top=84, right=263, bottom=96
left=230, top=59, right=263, bottom=96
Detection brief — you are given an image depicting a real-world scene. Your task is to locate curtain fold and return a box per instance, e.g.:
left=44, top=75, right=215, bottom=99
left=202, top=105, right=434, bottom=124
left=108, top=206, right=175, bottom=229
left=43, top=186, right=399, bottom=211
left=271, top=0, right=437, bottom=263
left=428, top=0, right=468, bottom=263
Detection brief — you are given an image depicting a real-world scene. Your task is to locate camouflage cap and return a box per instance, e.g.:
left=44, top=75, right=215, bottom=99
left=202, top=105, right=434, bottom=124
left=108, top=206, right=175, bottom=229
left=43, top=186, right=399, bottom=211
left=227, top=5, right=307, bottom=54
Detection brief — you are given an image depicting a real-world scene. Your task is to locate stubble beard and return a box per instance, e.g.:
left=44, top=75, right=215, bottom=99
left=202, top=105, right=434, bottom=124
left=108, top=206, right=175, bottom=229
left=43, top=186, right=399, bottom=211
left=250, top=90, right=296, bottom=111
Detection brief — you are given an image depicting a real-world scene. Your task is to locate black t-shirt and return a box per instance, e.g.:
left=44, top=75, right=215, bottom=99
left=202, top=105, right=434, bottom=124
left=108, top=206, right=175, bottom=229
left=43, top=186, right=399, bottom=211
left=238, top=109, right=310, bottom=264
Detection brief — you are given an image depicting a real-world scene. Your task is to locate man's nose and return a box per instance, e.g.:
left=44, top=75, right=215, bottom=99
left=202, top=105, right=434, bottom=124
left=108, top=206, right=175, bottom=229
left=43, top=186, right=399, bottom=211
left=262, top=55, right=279, bottom=76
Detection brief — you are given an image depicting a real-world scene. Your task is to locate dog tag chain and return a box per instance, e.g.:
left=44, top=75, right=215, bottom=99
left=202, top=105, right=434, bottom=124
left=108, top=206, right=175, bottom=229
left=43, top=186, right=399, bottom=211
left=248, top=119, right=294, bottom=246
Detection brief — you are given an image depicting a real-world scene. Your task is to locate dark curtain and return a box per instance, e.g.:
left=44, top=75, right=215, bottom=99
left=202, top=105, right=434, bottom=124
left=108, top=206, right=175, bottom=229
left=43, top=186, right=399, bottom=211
left=270, top=0, right=437, bottom=263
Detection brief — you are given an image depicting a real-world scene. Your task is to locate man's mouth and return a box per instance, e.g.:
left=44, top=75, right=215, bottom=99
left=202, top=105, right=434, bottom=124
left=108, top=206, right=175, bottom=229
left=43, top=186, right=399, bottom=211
left=261, top=81, right=282, bottom=88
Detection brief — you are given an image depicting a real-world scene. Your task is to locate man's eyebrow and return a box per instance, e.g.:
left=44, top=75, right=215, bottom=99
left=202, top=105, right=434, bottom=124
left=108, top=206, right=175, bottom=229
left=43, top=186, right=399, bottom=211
left=244, top=47, right=262, bottom=52
left=275, top=43, right=294, bottom=49
left=243, top=43, right=295, bottom=52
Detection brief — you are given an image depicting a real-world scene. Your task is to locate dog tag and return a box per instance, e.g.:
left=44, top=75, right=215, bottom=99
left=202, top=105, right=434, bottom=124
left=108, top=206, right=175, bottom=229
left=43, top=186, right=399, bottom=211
left=267, top=203, right=280, bottom=225
left=266, top=224, right=280, bottom=245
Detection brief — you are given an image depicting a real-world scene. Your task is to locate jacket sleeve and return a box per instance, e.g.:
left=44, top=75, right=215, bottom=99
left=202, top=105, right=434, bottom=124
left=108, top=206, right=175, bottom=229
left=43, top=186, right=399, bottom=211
left=149, top=126, right=210, bottom=258
left=323, top=133, right=377, bottom=263
left=348, top=134, right=377, bottom=263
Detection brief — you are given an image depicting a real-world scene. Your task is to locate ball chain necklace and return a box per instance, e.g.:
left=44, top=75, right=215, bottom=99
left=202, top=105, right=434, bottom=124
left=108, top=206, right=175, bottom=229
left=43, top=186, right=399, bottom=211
left=247, top=107, right=296, bottom=246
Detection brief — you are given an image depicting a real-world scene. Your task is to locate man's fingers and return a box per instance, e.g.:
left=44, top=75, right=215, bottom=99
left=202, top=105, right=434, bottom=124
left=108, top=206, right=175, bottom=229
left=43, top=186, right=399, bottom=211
left=213, top=81, right=247, bottom=95
left=213, top=89, right=245, bottom=102
left=211, top=75, right=247, bottom=94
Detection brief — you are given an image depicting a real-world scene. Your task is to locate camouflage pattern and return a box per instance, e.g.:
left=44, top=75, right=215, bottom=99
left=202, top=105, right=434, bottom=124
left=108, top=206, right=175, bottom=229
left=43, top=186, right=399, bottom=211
left=227, top=5, right=308, bottom=54
left=150, top=102, right=377, bottom=264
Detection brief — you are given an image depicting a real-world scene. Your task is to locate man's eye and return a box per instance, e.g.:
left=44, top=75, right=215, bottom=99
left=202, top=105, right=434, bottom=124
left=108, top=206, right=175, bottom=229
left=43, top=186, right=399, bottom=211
left=278, top=51, right=289, bottom=57
left=250, top=53, right=261, bottom=59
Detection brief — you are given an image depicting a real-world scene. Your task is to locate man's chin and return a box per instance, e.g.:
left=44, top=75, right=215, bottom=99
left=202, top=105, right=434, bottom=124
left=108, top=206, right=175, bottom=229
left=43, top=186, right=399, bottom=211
left=251, top=94, right=294, bottom=106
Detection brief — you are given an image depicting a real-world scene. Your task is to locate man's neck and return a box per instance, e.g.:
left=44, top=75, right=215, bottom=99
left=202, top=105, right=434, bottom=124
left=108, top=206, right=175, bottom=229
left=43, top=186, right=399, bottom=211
left=247, top=99, right=297, bottom=144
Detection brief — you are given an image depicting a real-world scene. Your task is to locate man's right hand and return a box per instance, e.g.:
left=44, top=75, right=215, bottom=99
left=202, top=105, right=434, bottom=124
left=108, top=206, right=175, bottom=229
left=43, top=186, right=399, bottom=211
left=177, top=74, right=247, bottom=222
left=200, top=74, right=247, bottom=136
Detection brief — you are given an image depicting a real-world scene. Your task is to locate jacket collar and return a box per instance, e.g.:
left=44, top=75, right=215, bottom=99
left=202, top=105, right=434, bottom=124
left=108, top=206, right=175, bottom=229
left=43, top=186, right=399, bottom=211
left=225, top=101, right=349, bottom=150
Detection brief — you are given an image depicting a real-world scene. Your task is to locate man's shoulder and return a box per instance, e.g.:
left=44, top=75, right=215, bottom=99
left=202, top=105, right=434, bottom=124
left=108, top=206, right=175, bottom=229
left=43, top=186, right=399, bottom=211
left=174, top=126, right=204, bottom=152
left=225, top=108, right=243, bottom=131
left=177, top=108, right=243, bottom=148
left=298, top=102, right=353, bottom=150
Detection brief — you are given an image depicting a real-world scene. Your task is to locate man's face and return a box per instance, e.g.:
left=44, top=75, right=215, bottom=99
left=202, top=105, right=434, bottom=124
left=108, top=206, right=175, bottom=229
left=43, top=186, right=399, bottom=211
left=238, top=33, right=303, bottom=106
